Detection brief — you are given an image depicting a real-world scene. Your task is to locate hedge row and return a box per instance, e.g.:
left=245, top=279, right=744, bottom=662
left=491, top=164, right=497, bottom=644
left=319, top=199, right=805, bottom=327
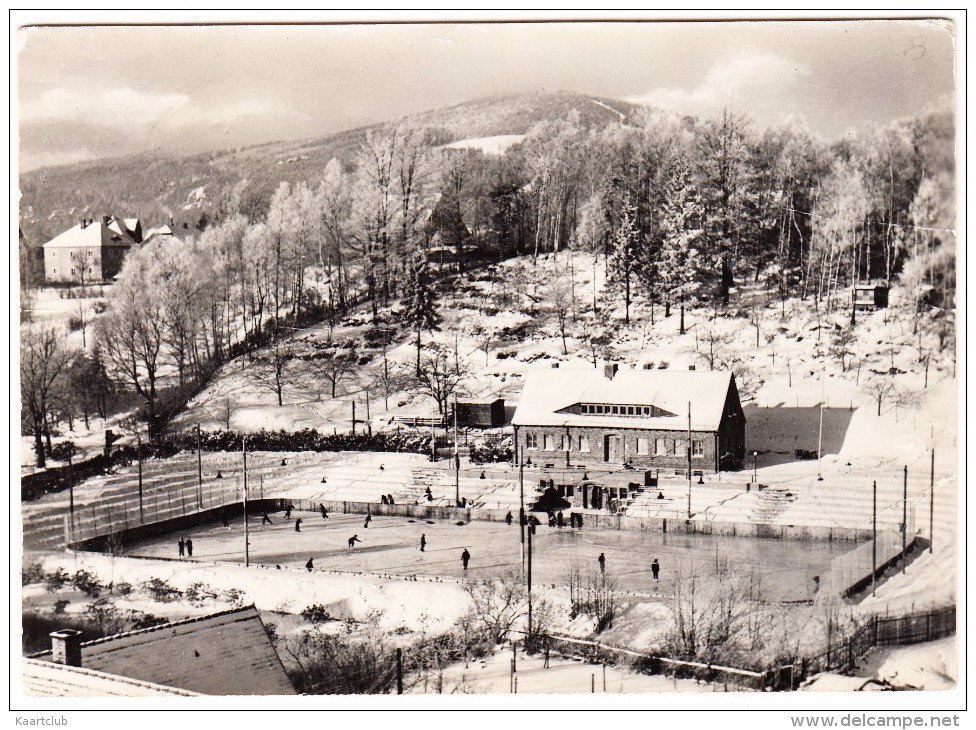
left=166, top=428, right=433, bottom=455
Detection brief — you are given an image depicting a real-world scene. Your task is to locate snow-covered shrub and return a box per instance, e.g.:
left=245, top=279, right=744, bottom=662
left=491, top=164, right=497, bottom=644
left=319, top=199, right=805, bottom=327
left=21, top=562, right=45, bottom=586
left=301, top=604, right=333, bottom=624
left=53, top=599, right=70, bottom=615
left=141, top=577, right=182, bottom=602
left=71, top=569, right=103, bottom=598
left=112, top=581, right=133, bottom=597
left=45, top=568, right=69, bottom=593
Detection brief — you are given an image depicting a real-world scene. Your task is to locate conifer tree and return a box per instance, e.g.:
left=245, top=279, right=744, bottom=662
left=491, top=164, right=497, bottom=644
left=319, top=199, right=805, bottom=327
left=402, top=247, right=441, bottom=375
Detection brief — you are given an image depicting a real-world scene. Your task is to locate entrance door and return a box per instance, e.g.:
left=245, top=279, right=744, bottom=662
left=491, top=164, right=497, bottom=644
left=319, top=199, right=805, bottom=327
left=604, top=434, right=621, bottom=462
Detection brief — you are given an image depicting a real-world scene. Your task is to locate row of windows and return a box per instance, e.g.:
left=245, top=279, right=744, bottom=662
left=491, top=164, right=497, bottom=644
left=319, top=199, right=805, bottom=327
left=525, top=433, right=705, bottom=457
left=51, top=268, right=94, bottom=276
left=50, top=250, right=95, bottom=258
left=580, top=403, right=665, bottom=417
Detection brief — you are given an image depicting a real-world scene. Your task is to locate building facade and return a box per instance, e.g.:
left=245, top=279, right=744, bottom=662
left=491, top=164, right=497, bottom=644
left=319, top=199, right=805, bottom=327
left=42, top=217, right=140, bottom=284
left=511, top=364, right=746, bottom=473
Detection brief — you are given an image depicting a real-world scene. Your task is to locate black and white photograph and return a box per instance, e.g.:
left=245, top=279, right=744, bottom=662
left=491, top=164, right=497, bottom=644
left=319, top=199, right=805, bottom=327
left=11, top=11, right=964, bottom=721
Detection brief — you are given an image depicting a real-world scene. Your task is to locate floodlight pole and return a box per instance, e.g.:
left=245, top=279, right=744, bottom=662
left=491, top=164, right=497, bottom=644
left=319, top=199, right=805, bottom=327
left=519, top=449, right=526, bottom=568
left=243, top=436, right=249, bottom=568
left=817, top=375, right=824, bottom=481
left=929, top=449, right=935, bottom=554
left=527, top=517, right=533, bottom=639
left=137, top=433, right=144, bottom=524
left=454, top=393, right=460, bottom=505
left=901, top=465, right=908, bottom=574
left=196, top=424, right=203, bottom=509
left=871, top=480, right=877, bottom=597
left=687, top=402, right=692, bottom=520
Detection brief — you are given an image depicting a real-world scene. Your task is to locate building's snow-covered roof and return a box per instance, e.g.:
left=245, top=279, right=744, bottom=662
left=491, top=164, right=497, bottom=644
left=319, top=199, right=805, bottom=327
left=43, top=221, right=134, bottom=249
left=22, top=659, right=198, bottom=697
left=511, top=366, right=736, bottom=432
left=144, top=224, right=173, bottom=240
left=31, top=605, right=295, bottom=696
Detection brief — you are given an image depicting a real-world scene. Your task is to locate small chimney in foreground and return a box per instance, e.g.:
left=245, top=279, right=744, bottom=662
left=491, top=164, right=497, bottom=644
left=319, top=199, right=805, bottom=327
left=688, top=365, right=696, bottom=371
left=50, top=629, right=83, bottom=667
left=604, top=363, right=618, bottom=380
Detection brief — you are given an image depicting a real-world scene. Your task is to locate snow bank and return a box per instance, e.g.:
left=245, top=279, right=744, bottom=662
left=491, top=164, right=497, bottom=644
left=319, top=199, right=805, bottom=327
left=39, top=553, right=469, bottom=634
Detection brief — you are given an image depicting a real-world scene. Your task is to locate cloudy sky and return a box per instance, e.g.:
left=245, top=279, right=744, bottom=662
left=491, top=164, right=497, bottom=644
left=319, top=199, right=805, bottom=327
left=17, top=18, right=955, bottom=171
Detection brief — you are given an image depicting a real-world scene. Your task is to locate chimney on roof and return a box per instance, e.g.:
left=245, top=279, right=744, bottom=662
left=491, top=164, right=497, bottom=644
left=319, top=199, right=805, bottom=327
left=169, top=216, right=174, bottom=227
left=80, top=218, right=88, bottom=229
left=183, top=222, right=189, bottom=230
left=102, top=216, right=111, bottom=225
left=551, top=362, right=559, bottom=369
left=688, top=365, right=696, bottom=371
left=604, top=363, right=618, bottom=380
left=643, top=363, right=653, bottom=370
left=50, top=629, right=83, bottom=667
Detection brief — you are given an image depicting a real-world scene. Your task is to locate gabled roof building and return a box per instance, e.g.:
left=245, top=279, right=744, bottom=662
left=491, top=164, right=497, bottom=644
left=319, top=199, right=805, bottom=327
left=512, top=364, right=746, bottom=474
left=42, top=216, right=140, bottom=284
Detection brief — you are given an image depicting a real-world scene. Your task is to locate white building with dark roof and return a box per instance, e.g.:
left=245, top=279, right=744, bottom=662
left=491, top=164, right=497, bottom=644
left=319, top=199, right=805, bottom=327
left=512, top=364, right=746, bottom=474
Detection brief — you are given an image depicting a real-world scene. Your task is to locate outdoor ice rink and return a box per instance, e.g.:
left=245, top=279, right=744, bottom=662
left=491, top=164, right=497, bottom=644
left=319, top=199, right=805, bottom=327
left=123, top=508, right=859, bottom=602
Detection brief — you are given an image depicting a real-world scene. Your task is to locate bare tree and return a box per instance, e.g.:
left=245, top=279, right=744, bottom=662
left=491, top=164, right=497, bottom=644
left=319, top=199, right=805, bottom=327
left=304, top=344, right=359, bottom=400
left=864, top=375, right=895, bottom=417
left=21, top=325, right=70, bottom=467
left=415, top=345, right=466, bottom=416
left=461, top=569, right=528, bottom=644
left=248, top=335, right=293, bottom=407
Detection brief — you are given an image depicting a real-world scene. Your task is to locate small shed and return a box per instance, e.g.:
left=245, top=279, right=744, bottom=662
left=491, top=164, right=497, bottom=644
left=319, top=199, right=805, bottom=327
left=454, top=398, right=506, bottom=428
left=853, top=282, right=890, bottom=311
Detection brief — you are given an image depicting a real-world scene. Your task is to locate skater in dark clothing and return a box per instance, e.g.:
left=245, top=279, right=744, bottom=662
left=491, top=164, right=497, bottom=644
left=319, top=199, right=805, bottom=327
left=598, top=553, right=606, bottom=573
left=261, top=512, right=272, bottom=525
left=387, top=494, right=395, bottom=505
left=306, top=558, right=314, bottom=572
left=420, top=534, right=427, bottom=552
left=461, top=549, right=471, bottom=571
left=548, top=512, right=556, bottom=528
left=381, top=495, right=388, bottom=505
left=529, top=522, right=536, bottom=536
left=185, top=538, right=193, bottom=557
left=651, top=558, right=660, bottom=582
left=222, top=516, right=231, bottom=529
left=364, top=514, right=372, bottom=528
left=379, top=464, right=385, bottom=471
left=319, top=504, right=328, bottom=519
left=295, top=518, right=303, bottom=532
left=348, top=535, right=361, bottom=548
left=178, top=537, right=186, bottom=557
left=216, top=471, right=223, bottom=479
left=280, top=458, right=287, bottom=467
left=557, top=511, right=564, bottom=528
left=505, top=511, right=513, bottom=525
left=284, top=503, right=293, bottom=520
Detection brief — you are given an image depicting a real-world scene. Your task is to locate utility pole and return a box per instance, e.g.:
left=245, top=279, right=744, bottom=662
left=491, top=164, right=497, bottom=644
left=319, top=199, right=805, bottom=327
left=351, top=401, right=356, bottom=435
left=430, top=418, right=436, bottom=462
left=243, top=436, right=249, bottom=568
left=687, top=402, right=692, bottom=520
left=817, top=376, right=825, bottom=481
left=137, top=433, right=144, bottom=524
left=454, top=393, right=460, bottom=505
left=871, top=480, right=877, bottom=597
left=196, top=424, right=203, bottom=509
left=902, top=465, right=908, bottom=574
left=527, top=518, right=533, bottom=639
left=519, top=449, right=526, bottom=567
left=929, top=449, right=935, bottom=553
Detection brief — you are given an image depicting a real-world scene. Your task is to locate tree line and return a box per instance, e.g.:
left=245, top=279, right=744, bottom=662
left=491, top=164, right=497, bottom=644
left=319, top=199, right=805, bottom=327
left=21, top=101, right=955, bottom=464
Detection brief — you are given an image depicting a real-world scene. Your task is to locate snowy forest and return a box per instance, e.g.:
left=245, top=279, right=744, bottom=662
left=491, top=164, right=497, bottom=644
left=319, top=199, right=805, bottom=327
left=20, top=101, right=956, bottom=463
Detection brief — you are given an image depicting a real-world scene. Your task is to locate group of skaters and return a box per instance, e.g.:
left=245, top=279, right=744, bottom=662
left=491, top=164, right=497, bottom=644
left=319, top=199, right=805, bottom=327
left=503, top=510, right=586, bottom=530
left=176, top=536, right=194, bottom=558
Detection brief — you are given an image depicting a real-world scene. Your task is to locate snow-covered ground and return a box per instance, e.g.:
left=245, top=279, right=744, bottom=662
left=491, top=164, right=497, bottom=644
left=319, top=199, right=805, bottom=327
left=411, top=647, right=715, bottom=694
